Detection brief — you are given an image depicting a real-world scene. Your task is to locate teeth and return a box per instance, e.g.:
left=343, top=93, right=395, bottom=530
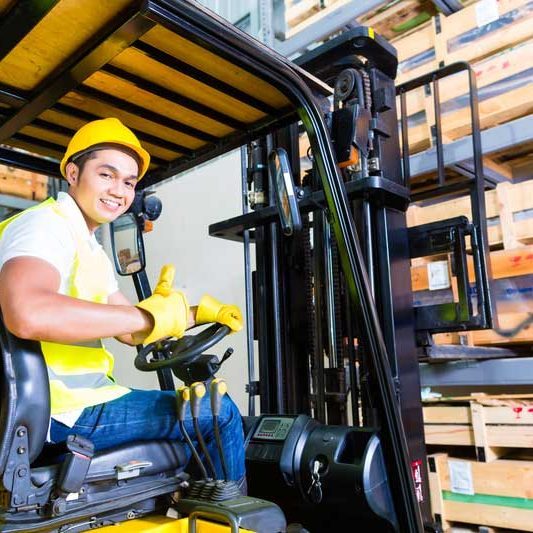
left=101, top=199, right=121, bottom=207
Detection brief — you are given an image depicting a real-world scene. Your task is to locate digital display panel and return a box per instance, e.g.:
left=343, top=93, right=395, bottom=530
left=261, top=419, right=280, bottom=433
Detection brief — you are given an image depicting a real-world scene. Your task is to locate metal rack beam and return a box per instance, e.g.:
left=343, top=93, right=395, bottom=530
left=0, top=194, right=37, bottom=212
left=410, top=115, right=533, bottom=179
left=420, top=357, right=533, bottom=387
left=274, top=0, right=383, bottom=57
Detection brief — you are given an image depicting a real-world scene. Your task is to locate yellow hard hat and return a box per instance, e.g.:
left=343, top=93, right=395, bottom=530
left=60, top=117, right=150, bottom=179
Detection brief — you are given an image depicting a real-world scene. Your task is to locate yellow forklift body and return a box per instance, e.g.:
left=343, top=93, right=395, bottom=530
left=97, top=515, right=254, bottom=532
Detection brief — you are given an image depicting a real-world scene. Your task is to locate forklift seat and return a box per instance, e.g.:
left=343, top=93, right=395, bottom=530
left=0, top=312, right=188, bottom=532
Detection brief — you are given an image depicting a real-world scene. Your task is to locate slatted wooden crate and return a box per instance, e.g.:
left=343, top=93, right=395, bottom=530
left=394, top=0, right=533, bottom=85
left=357, top=0, right=439, bottom=41
left=285, top=0, right=438, bottom=39
left=410, top=179, right=533, bottom=347
left=408, top=181, right=533, bottom=250
left=428, top=452, right=533, bottom=532
left=0, top=165, right=48, bottom=201
left=282, top=0, right=343, bottom=36
left=399, top=38, right=533, bottom=155
left=424, top=394, right=533, bottom=461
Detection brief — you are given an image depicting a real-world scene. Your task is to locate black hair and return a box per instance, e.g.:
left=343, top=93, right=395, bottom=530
left=70, top=151, right=99, bottom=175
left=69, top=143, right=141, bottom=178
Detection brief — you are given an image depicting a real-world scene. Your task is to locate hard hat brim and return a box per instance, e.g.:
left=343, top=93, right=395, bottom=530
left=60, top=141, right=150, bottom=180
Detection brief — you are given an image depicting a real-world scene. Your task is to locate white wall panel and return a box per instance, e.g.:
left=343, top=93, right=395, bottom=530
left=106, top=150, right=250, bottom=413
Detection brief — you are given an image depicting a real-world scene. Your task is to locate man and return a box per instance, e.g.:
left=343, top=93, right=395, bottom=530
left=0, top=117, right=245, bottom=482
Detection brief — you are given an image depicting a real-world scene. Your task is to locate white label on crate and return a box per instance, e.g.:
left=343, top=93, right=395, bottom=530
left=448, top=460, right=474, bottom=495
left=476, top=0, right=499, bottom=27
left=427, top=261, right=450, bottom=291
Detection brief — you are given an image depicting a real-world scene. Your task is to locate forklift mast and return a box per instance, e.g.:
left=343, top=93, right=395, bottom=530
left=210, top=28, right=430, bottom=530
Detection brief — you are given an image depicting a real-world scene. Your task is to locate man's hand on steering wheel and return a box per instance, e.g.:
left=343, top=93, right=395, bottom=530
left=133, top=264, right=243, bottom=372
left=136, top=264, right=189, bottom=344
left=195, top=294, right=243, bottom=333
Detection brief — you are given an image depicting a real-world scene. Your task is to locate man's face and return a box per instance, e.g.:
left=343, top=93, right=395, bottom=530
left=65, top=149, right=139, bottom=232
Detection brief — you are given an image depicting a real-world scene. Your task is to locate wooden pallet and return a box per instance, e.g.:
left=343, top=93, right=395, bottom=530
left=0, top=164, right=48, bottom=201
left=428, top=452, right=533, bottom=532
left=424, top=394, right=533, bottom=461
left=394, top=0, right=533, bottom=85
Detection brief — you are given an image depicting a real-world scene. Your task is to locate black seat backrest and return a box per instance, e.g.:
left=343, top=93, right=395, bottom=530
left=0, top=311, right=50, bottom=475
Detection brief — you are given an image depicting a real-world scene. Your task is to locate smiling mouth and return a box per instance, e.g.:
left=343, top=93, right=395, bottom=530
left=100, top=198, right=122, bottom=208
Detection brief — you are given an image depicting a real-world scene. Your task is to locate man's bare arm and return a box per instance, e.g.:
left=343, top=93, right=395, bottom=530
left=0, top=257, right=153, bottom=344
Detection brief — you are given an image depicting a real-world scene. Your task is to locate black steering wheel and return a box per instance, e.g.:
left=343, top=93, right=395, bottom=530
left=134, top=323, right=231, bottom=372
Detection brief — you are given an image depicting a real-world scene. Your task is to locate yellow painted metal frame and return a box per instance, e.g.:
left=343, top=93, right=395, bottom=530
left=97, top=515, right=254, bottom=532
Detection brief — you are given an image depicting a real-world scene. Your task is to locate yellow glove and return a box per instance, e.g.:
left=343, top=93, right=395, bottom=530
left=136, top=264, right=189, bottom=344
left=196, top=294, right=243, bottom=333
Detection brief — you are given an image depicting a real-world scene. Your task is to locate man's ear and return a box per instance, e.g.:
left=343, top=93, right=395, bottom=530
left=64, top=162, right=79, bottom=186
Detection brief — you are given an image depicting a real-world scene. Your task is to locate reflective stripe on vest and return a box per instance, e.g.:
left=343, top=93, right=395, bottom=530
left=0, top=197, right=130, bottom=414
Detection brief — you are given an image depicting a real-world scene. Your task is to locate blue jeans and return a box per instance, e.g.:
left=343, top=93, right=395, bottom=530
left=50, top=389, right=245, bottom=481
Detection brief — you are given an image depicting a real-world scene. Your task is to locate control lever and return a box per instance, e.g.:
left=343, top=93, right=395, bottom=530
left=190, top=381, right=217, bottom=479
left=210, top=378, right=229, bottom=481
left=176, top=386, right=208, bottom=480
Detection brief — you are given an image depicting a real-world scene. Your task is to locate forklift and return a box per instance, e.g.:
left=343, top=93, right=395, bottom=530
left=0, top=1, right=495, bottom=531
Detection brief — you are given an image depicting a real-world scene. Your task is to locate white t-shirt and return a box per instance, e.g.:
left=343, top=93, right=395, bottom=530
left=0, top=192, right=120, bottom=428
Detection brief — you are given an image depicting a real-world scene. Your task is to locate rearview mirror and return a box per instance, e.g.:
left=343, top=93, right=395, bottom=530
left=268, top=148, right=302, bottom=236
left=110, top=213, right=146, bottom=276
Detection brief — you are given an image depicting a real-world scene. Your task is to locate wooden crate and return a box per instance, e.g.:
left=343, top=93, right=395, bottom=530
left=394, top=0, right=533, bottom=85
left=408, top=181, right=533, bottom=250
left=285, top=0, right=437, bottom=39
left=409, top=180, right=533, bottom=346
left=428, top=452, right=533, bottom=532
left=424, top=394, right=533, bottom=461
left=0, top=164, right=48, bottom=201
left=412, top=243, right=533, bottom=345
left=411, top=246, right=533, bottom=293
left=282, top=0, right=344, bottom=37
left=399, top=39, right=533, bottom=155
left=357, top=0, right=438, bottom=41
left=284, top=0, right=327, bottom=31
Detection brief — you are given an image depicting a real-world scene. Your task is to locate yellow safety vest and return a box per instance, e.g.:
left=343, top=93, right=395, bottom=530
left=0, top=197, right=130, bottom=414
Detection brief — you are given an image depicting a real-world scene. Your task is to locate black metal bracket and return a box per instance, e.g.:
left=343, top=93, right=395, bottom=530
left=296, top=26, right=398, bottom=81
left=246, top=381, right=261, bottom=397
left=409, top=216, right=490, bottom=335
left=210, top=176, right=410, bottom=242
left=398, top=63, right=495, bottom=336
left=2, top=425, right=51, bottom=510
left=3, top=426, right=31, bottom=507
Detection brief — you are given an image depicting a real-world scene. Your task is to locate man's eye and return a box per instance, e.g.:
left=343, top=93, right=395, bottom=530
left=100, top=173, right=112, bottom=179
left=125, top=181, right=136, bottom=189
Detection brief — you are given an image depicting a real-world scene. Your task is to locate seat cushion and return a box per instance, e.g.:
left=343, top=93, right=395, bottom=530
left=31, top=440, right=187, bottom=486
